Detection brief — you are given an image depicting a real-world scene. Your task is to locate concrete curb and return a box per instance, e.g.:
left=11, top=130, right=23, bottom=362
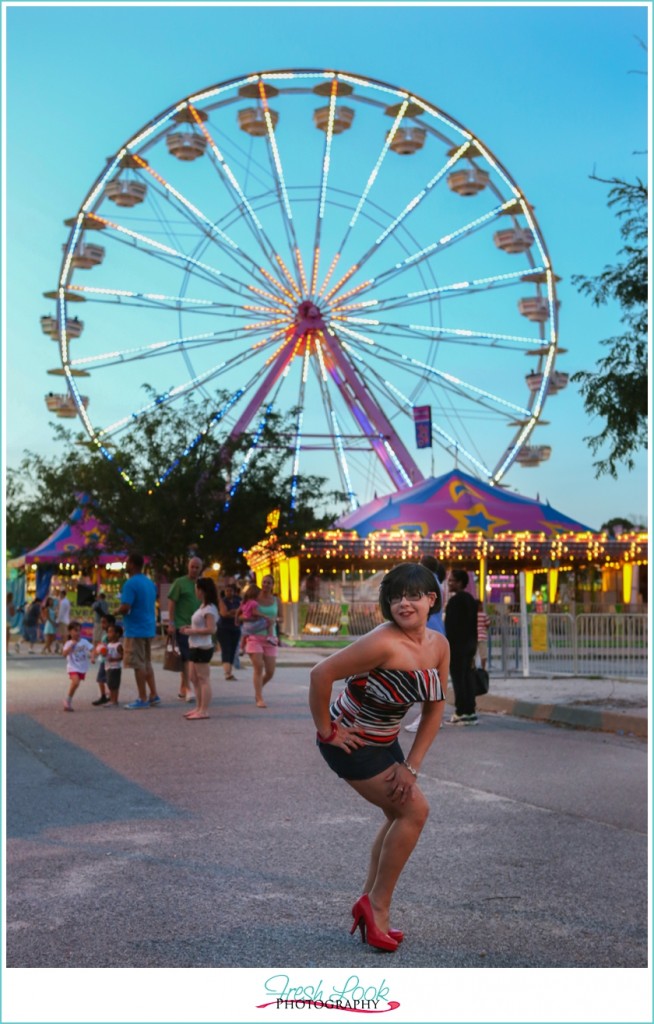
left=475, top=694, right=647, bottom=739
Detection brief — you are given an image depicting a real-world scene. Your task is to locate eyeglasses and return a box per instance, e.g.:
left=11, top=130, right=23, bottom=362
left=389, top=591, right=428, bottom=605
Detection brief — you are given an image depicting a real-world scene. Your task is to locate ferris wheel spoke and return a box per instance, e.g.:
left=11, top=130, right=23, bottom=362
left=64, top=283, right=283, bottom=316
left=334, top=99, right=411, bottom=261
left=339, top=331, right=528, bottom=419
left=89, top=214, right=233, bottom=289
left=184, top=103, right=293, bottom=284
left=251, top=80, right=305, bottom=289
left=347, top=197, right=520, bottom=303
left=319, top=327, right=423, bottom=489
left=343, top=141, right=475, bottom=280
left=336, top=316, right=545, bottom=354
left=348, top=350, right=494, bottom=478
left=97, top=332, right=287, bottom=444
left=287, top=343, right=312, bottom=510
left=127, top=156, right=257, bottom=265
left=309, top=79, right=341, bottom=297
left=130, top=151, right=301, bottom=295
left=312, top=334, right=358, bottom=508
left=69, top=321, right=283, bottom=372
left=226, top=329, right=300, bottom=443
left=355, top=266, right=547, bottom=315
left=315, top=100, right=413, bottom=308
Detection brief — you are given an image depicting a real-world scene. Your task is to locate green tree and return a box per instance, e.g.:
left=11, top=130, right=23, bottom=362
left=571, top=176, right=648, bottom=477
left=6, top=392, right=346, bottom=574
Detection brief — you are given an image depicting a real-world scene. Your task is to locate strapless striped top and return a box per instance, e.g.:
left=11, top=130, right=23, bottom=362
left=330, top=667, right=444, bottom=747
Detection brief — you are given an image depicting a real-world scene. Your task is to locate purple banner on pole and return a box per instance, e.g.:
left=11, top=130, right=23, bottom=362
left=413, top=404, right=432, bottom=449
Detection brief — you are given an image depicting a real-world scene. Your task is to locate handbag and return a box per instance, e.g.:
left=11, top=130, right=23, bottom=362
left=471, top=665, right=490, bottom=696
left=163, top=636, right=183, bottom=673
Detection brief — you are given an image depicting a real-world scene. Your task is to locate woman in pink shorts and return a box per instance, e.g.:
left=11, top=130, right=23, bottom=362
left=238, top=575, right=280, bottom=708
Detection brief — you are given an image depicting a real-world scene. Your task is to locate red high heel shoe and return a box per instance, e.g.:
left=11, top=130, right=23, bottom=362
left=350, top=894, right=398, bottom=952
left=388, top=929, right=404, bottom=943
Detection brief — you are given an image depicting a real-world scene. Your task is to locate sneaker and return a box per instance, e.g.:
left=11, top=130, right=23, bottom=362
left=124, top=699, right=150, bottom=709
left=148, top=695, right=162, bottom=706
left=464, top=714, right=479, bottom=726
left=404, top=718, right=420, bottom=733
left=450, top=713, right=468, bottom=725
left=63, top=699, right=74, bottom=712
left=92, top=695, right=110, bottom=706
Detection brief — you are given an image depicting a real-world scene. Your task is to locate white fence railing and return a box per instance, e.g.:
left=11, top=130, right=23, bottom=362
left=292, top=603, right=648, bottom=680
left=489, top=612, right=649, bottom=680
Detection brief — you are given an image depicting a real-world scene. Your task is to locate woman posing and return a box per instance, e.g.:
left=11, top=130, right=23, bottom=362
left=309, top=562, right=450, bottom=952
left=240, top=573, right=281, bottom=708
left=180, top=577, right=219, bottom=720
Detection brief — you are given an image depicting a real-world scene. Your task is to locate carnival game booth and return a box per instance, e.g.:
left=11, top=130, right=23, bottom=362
left=21, top=498, right=130, bottom=632
left=245, top=471, right=647, bottom=638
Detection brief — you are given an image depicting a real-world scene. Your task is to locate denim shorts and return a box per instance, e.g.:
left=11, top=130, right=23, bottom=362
left=317, top=736, right=404, bottom=781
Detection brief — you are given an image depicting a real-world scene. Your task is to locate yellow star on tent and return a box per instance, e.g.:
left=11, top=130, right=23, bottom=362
left=447, top=503, right=509, bottom=537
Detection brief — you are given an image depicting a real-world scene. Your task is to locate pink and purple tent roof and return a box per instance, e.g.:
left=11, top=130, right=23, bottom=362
left=336, top=470, right=592, bottom=538
left=25, top=501, right=127, bottom=565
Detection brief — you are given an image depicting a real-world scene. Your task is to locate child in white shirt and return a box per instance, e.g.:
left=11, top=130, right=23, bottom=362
left=62, top=621, right=95, bottom=712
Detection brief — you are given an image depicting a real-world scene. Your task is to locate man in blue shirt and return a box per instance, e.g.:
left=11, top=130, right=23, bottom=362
left=117, top=552, right=160, bottom=709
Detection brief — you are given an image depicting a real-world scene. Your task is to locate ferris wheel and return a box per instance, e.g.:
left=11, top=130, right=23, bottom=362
left=43, top=68, right=566, bottom=509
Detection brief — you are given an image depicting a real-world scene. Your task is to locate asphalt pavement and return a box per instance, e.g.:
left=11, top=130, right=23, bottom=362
left=6, top=642, right=648, bottom=979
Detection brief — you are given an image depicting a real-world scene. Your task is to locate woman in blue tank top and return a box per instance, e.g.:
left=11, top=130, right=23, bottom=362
left=309, top=562, right=450, bottom=952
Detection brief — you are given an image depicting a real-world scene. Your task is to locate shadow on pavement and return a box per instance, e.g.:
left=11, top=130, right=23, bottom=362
left=7, top=713, right=182, bottom=838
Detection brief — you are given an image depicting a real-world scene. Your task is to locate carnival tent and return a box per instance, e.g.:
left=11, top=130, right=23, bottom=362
left=335, top=470, right=592, bottom=537
left=24, top=499, right=127, bottom=566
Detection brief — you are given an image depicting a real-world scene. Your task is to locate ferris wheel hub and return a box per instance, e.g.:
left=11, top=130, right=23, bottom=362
left=294, top=299, right=326, bottom=334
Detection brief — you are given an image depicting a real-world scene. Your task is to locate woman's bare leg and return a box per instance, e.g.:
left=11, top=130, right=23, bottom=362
left=347, top=772, right=429, bottom=934
left=363, top=816, right=393, bottom=894
left=250, top=652, right=266, bottom=706
left=262, top=653, right=276, bottom=686
left=193, top=663, right=212, bottom=715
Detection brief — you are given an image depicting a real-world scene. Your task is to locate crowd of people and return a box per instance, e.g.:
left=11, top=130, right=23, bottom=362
left=9, top=555, right=482, bottom=731
left=8, top=555, right=284, bottom=717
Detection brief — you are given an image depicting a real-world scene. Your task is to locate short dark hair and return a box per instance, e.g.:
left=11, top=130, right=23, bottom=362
left=127, top=552, right=144, bottom=570
left=196, top=576, right=218, bottom=606
left=378, top=563, right=440, bottom=621
left=420, top=554, right=446, bottom=582
left=450, top=568, right=469, bottom=589
left=101, top=613, right=116, bottom=626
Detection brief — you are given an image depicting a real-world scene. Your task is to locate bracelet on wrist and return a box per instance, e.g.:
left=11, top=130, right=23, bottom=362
left=317, top=721, right=338, bottom=744
left=403, top=760, right=418, bottom=779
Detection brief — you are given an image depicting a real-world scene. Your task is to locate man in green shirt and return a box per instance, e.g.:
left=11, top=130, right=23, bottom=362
left=167, top=556, right=203, bottom=701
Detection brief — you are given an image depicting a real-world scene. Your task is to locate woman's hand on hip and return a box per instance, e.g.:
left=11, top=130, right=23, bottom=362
left=326, top=715, right=366, bottom=753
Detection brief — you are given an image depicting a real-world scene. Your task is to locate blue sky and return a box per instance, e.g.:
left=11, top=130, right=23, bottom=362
left=4, top=2, right=650, bottom=531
